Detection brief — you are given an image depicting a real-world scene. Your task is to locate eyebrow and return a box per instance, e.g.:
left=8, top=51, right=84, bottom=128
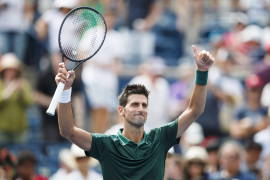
left=131, top=102, right=148, bottom=106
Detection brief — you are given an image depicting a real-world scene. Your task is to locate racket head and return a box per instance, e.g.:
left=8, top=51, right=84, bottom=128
left=58, top=6, right=107, bottom=63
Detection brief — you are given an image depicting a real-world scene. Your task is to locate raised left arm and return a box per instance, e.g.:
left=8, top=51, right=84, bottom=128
left=176, top=45, right=215, bottom=138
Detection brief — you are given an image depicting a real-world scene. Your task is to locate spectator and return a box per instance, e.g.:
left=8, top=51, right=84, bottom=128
left=0, top=148, right=16, bottom=180
left=66, top=144, right=102, bottom=180
left=164, top=153, right=184, bottom=180
left=0, top=0, right=28, bottom=59
left=209, top=50, right=244, bottom=135
left=254, top=115, right=270, bottom=159
left=125, top=0, right=163, bottom=30
left=204, top=138, right=220, bottom=174
left=49, top=149, right=76, bottom=180
left=230, top=74, right=268, bottom=141
left=241, top=140, right=263, bottom=179
left=183, top=146, right=210, bottom=180
left=151, top=0, right=184, bottom=66
left=0, top=53, right=33, bottom=145
left=210, top=140, right=257, bottom=180
left=13, top=151, right=48, bottom=180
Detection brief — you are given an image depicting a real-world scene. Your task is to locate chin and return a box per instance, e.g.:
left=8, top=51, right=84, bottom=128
left=128, top=118, right=145, bottom=128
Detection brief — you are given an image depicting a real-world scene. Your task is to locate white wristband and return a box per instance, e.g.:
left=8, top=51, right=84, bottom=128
left=59, top=88, right=72, bottom=103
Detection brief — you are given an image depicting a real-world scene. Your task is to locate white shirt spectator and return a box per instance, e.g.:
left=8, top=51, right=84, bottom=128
left=254, top=126, right=270, bottom=158
left=66, top=170, right=103, bottom=180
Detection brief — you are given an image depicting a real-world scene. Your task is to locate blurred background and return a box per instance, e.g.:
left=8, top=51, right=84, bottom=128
left=0, top=0, right=270, bottom=179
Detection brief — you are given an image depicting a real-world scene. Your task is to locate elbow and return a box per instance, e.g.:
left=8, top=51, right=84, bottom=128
left=59, top=128, right=74, bottom=140
left=189, top=108, right=204, bottom=119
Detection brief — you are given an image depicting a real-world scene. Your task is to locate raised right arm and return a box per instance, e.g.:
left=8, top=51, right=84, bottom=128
left=56, top=63, right=92, bottom=150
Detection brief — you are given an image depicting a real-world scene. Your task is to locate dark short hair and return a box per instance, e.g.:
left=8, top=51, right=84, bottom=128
left=244, top=140, right=262, bottom=151
left=118, top=84, right=149, bottom=107
left=17, top=151, right=37, bottom=166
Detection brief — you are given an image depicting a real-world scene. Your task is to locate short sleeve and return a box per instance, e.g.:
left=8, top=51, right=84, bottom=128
left=85, top=133, right=107, bottom=160
left=159, top=120, right=180, bottom=151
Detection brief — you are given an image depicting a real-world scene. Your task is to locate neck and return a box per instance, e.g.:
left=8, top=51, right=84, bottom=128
left=122, top=122, right=144, bottom=144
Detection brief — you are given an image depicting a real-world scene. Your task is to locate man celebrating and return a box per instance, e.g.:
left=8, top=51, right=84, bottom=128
left=55, top=45, right=214, bottom=180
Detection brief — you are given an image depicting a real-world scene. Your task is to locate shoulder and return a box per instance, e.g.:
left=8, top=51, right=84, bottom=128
left=240, top=172, right=257, bottom=180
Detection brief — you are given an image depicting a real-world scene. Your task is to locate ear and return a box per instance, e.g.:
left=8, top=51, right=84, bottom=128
left=118, top=106, right=124, bottom=116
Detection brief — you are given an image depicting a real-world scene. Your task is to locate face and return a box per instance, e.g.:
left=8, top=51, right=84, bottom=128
left=119, top=94, right=148, bottom=128
left=75, top=157, right=90, bottom=171
left=17, top=161, right=35, bottom=178
left=187, top=160, right=205, bottom=177
left=220, top=150, right=240, bottom=173
left=2, top=68, right=19, bottom=80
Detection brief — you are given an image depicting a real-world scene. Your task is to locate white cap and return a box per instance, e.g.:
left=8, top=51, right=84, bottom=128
left=54, top=0, right=78, bottom=9
left=58, top=149, right=76, bottom=169
left=185, top=146, right=208, bottom=162
left=70, top=144, right=99, bottom=167
left=0, top=53, right=21, bottom=72
left=70, top=144, right=86, bottom=158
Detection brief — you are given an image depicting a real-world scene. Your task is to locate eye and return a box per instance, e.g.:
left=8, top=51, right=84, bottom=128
left=142, top=103, right=147, bottom=108
left=131, top=102, right=139, bottom=107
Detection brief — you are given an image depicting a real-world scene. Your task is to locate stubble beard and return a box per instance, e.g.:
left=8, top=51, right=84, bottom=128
left=126, top=118, right=145, bottom=128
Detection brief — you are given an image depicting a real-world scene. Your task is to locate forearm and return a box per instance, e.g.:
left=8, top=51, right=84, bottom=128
left=177, top=70, right=208, bottom=137
left=188, top=84, right=207, bottom=116
left=57, top=102, right=76, bottom=138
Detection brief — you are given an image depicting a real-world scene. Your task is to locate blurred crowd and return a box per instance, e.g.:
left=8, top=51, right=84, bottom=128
left=0, top=0, right=270, bottom=179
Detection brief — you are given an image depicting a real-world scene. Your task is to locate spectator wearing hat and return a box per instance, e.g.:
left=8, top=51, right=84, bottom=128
left=66, top=144, right=102, bottom=180
left=50, top=149, right=76, bottom=180
left=183, top=146, right=210, bottom=180
left=230, top=74, right=269, bottom=141
left=0, top=53, right=33, bottom=145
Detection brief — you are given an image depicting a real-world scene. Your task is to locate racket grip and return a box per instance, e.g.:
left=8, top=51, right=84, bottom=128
left=46, top=82, right=65, bottom=116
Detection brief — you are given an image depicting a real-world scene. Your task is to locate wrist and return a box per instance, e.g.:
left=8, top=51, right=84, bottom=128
left=59, top=88, right=72, bottom=103
left=196, top=70, right=208, bottom=86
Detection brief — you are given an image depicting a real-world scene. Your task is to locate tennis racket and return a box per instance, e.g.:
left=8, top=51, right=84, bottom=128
left=46, top=7, right=107, bottom=116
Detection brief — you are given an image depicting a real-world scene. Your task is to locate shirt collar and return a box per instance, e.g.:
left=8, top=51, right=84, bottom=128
left=117, top=128, right=149, bottom=146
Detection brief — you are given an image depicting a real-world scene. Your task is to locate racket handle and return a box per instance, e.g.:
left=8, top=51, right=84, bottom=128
left=46, top=82, right=65, bottom=116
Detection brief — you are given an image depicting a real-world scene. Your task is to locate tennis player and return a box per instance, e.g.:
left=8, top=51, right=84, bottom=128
left=56, top=45, right=214, bottom=180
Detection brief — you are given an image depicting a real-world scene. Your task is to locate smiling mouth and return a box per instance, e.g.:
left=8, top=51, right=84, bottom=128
left=134, top=114, right=145, bottom=118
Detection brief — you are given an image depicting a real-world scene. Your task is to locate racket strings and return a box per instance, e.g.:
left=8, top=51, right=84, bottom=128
left=59, top=8, right=106, bottom=62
